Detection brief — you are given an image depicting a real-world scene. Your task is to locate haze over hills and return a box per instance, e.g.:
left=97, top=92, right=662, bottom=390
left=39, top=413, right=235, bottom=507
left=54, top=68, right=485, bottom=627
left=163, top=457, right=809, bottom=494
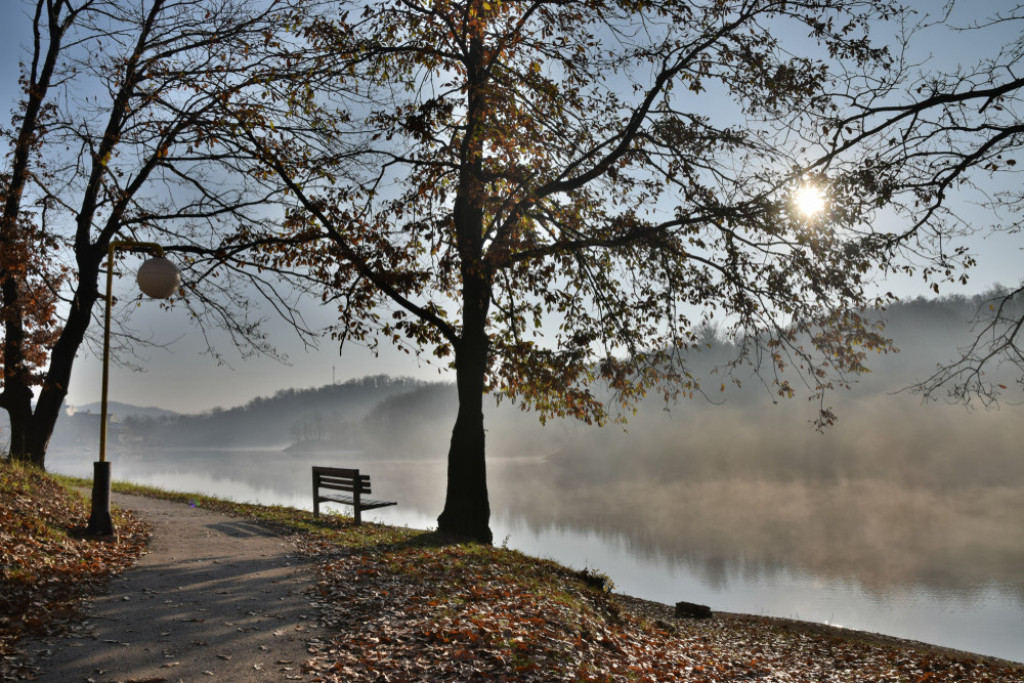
left=31, top=290, right=1019, bottom=465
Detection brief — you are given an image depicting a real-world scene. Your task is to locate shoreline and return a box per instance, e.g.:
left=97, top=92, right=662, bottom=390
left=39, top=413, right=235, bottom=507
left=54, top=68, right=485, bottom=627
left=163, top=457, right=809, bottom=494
left=613, top=593, right=1024, bottom=668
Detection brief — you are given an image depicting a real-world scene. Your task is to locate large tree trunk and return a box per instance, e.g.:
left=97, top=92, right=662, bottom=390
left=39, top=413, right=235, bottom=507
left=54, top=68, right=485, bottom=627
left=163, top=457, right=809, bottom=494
left=0, top=0, right=66, bottom=467
left=2, top=382, right=38, bottom=467
left=436, top=270, right=494, bottom=545
left=435, top=22, right=493, bottom=543
left=4, top=405, right=54, bottom=470
left=436, top=285, right=494, bottom=544
left=2, top=261, right=101, bottom=469
left=1, top=276, right=39, bottom=466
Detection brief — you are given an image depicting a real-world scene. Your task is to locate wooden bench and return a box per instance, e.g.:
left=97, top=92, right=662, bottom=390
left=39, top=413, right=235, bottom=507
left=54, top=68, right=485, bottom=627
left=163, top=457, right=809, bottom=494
left=312, top=466, right=396, bottom=525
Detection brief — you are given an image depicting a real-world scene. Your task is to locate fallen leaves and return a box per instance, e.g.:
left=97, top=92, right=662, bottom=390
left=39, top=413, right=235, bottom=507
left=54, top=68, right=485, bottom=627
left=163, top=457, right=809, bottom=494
left=0, top=461, right=149, bottom=680
left=296, top=532, right=1024, bottom=681
left=3, top=462, right=1023, bottom=682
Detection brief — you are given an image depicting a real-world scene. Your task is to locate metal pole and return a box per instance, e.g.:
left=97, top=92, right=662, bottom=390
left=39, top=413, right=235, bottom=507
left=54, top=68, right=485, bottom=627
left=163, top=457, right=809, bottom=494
left=86, top=241, right=166, bottom=537
left=86, top=243, right=118, bottom=536
left=98, top=243, right=116, bottom=465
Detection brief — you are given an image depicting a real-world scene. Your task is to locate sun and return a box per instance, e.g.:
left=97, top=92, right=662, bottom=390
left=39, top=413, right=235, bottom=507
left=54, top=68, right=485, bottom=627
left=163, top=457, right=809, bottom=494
left=793, top=183, right=827, bottom=219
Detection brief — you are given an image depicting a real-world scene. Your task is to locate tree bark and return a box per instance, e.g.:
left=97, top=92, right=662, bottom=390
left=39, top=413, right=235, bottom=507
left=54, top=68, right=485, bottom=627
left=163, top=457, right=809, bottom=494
left=437, top=154, right=492, bottom=541
left=435, top=21, right=494, bottom=544
left=1, top=271, right=33, bottom=464
left=1, top=381, right=36, bottom=466
left=2, top=255, right=102, bottom=468
left=436, top=305, right=493, bottom=544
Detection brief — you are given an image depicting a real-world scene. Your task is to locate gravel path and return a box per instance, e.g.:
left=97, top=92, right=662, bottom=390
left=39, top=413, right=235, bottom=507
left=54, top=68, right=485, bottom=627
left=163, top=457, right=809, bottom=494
left=18, top=493, right=321, bottom=682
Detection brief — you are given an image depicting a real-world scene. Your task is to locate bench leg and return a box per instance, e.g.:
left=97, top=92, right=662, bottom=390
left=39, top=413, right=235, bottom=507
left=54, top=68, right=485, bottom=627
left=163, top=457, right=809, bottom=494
left=354, top=505, right=361, bottom=525
left=312, top=471, right=320, bottom=518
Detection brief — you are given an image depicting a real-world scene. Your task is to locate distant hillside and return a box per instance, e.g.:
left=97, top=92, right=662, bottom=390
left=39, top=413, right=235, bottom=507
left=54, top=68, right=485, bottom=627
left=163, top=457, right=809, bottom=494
left=61, top=373, right=554, bottom=459
left=119, top=375, right=436, bottom=449
left=70, top=402, right=179, bottom=419
left=34, top=402, right=179, bottom=451
left=631, top=288, right=1024, bottom=403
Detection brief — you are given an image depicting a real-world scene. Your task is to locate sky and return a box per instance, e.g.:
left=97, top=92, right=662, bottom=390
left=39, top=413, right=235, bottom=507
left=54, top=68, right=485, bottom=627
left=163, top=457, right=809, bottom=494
left=1, top=1, right=1022, bottom=415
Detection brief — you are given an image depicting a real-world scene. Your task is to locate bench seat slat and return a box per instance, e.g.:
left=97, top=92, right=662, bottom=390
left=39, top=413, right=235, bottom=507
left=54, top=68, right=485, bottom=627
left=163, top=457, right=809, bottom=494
left=317, top=494, right=397, bottom=510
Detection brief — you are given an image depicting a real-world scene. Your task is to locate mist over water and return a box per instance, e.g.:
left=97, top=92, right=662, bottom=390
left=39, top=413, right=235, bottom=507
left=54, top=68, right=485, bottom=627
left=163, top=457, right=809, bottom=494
left=523, top=395, right=1024, bottom=586
left=41, top=419, right=1024, bottom=663
left=27, top=295, right=1024, bottom=662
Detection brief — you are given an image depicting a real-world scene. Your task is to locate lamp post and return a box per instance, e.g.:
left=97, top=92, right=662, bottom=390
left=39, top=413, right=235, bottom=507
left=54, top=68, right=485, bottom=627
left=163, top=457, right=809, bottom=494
left=86, top=241, right=180, bottom=537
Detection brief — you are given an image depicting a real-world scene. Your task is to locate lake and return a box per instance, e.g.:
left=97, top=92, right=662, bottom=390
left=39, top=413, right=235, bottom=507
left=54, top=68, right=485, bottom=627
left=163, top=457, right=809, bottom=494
left=45, top=446, right=1024, bottom=664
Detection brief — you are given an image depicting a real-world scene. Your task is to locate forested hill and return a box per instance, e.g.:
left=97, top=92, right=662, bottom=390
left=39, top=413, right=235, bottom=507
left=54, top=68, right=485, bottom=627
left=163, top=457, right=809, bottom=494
left=113, top=375, right=439, bottom=450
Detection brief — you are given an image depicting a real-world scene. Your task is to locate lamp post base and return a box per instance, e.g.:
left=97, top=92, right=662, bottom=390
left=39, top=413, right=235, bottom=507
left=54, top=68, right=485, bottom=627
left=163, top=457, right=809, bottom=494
left=85, top=461, right=115, bottom=537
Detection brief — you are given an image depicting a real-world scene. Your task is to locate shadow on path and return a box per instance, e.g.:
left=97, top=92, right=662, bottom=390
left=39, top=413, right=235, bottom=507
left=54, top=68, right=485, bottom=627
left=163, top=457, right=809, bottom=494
left=18, top=493, right=321, bottom=682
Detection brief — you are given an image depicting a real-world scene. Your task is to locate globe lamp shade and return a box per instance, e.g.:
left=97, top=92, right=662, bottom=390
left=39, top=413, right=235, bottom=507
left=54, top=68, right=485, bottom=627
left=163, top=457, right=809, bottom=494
left=136, top=257, right=181, bottom=299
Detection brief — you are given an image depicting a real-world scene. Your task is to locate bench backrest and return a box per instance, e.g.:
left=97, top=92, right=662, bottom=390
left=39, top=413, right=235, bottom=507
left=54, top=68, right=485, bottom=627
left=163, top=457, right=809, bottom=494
left=313, top=466, right=372, bottom=494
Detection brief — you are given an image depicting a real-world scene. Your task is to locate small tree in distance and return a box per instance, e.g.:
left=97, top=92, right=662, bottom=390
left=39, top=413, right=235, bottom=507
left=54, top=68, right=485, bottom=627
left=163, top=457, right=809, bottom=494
left=232, top=0, right=906, bottom=542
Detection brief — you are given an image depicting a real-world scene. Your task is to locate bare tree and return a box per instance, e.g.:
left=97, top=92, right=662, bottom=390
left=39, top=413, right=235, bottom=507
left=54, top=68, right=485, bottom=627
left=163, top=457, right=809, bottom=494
left=0, top=0, right=317, bottom=467
left=813, top=1, right=1024, bottom=405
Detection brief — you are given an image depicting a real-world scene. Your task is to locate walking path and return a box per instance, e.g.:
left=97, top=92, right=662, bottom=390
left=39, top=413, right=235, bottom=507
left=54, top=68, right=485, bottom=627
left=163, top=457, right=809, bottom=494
left=19, top=493, right=321, bottom=682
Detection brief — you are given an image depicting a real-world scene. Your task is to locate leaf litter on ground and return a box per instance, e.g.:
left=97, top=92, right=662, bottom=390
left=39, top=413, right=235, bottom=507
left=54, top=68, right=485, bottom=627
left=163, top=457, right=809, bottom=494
left=0, top=461, right=148, bottom=680
left=1, top=460, right=1022, bottom=682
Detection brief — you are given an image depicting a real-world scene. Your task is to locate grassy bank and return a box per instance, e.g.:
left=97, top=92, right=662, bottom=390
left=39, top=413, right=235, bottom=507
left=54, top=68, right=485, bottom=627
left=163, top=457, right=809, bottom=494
left=2, top=460, right=1022, bottom=681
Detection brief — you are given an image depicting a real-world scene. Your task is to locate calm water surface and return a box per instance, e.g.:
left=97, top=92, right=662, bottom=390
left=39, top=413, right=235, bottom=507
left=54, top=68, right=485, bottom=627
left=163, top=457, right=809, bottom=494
left=45, top=447, right=1024, bottom=664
